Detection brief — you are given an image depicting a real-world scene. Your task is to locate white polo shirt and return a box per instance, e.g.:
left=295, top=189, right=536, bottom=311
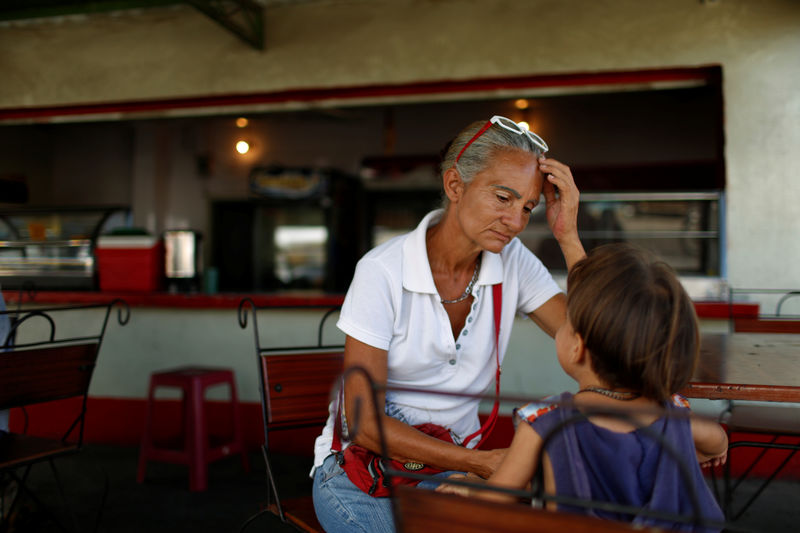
left=312, top=210, right=561, bottom=469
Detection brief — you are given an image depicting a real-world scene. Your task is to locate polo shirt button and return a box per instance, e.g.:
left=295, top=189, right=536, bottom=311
left=462, top=329, right=468, bottom=336
left=467, top=317, right=473, bottom=323
left=449, top=359, right=456, bottom=365
left=456, top=343, right=461, bottom=350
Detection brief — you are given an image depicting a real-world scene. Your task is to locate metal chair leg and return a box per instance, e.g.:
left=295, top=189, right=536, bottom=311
left=725, top=439, right=800, bottom=520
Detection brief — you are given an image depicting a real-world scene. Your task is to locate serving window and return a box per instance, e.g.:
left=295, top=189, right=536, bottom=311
left=1, top=66, right=726, bottom=293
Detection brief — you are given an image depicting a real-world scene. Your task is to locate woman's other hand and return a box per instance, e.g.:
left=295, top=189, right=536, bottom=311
left=435, top=473, right=472, bottom=497
left=472, top=447, right=508, bottom=479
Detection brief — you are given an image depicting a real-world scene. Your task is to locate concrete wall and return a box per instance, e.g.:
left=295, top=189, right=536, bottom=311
left=2, top=0, right=799, bottom=289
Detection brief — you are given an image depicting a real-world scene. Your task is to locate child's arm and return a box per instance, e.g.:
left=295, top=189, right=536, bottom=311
left=690, top=412, right=728, bottom=468
left=438, top=421, right=543, bottom=503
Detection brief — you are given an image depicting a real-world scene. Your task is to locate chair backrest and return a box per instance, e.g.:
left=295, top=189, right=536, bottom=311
left=261, top=351, right=344, bottom=428
left=0, top=300, right=128, bottom=444
left=238, top=299, right=344, bottom=434
left=393, top=485, right=641, bottom=533
left=0, top=342, right=99, bottom=410
left=374, top=380, right=724, bottom=532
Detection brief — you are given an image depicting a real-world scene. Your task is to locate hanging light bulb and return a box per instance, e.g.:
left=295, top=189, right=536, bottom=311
left=514, top=99, right=530, bottom=110
left=236, top=117, right=249, bottom=128
left=235, top=140, right=250, bottom=154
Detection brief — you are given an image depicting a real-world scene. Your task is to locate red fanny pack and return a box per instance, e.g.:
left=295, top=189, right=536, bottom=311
left=340, top=423, right=454, bottom=497
left=332, top=283, right=502, bottom=498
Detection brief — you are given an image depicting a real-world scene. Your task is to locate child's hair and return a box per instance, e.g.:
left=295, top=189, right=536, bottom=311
left=566, top=243, right=699, bottom=402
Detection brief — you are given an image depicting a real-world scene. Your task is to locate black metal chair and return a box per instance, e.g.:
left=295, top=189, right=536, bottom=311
left=237, top=298, right=343, bottom=533
left=337, top=368, right=732, bottom=532
left=0, top=300, right=129, bottom=533
left=717, top=288, right=800, bottom=520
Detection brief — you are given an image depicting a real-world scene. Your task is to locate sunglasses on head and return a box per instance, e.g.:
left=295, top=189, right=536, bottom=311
left=455, top=115, right=549, bottom=163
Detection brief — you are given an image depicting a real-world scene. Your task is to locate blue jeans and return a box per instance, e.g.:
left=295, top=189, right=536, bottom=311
left=312, top=454, right=460, bottom=533
left=313, top=453, right=395, bottom=533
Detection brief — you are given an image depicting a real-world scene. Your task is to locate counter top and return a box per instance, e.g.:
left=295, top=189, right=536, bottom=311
left=1, top=290, right=759, bottom=317
left=1, top=290, right=345, bottom=309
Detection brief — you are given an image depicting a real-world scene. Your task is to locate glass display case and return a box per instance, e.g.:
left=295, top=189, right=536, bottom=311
left=0, top=206, right=131, bottom=290
left=521, top=191, right=723, bottom=276
left=365, top=190, right=723, bottom=277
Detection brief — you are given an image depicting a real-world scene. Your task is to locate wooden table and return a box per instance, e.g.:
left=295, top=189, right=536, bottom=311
left=682, top=333, right=800, bottom=402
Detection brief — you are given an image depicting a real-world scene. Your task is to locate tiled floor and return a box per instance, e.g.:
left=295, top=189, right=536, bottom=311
left=5, top=443, right=798, bottom=532
left=4, top=445, right=292, bottom=533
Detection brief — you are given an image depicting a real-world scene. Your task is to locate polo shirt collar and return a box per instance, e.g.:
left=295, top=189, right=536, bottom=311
left=402, top=209, right=504, bottom=295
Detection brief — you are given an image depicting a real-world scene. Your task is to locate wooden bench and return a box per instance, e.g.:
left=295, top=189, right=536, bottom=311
left=393, top=486, right=648, bottom=533
left=239, top=299, right=343, bottom=533
left=0, top=300, right=129, bottom=532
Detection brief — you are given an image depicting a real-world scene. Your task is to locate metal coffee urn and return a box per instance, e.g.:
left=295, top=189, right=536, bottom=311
left=163, top=230, right=203, bottom=292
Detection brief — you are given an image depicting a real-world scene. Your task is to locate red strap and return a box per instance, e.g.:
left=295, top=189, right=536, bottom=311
left=455, top=120, right=493, bottom=163
left=462, top=282, right=502, bottom=448
left=332, top=283, right=503, bottom=452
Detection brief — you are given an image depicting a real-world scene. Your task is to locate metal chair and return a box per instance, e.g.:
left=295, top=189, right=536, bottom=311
left=339, top=369, right=731, bottom=532
left=0, top=300, right=129, bottom=533
left=237, top=299, right=343, bottom=533
left=716, top=288, right=800, bottom=519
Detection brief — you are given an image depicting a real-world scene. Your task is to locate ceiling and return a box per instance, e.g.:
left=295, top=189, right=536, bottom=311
left=0, top=0, right=268, bottom=50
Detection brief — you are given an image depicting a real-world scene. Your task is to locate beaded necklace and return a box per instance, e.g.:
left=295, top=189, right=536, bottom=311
left=577, top=386, right=641, bottom=401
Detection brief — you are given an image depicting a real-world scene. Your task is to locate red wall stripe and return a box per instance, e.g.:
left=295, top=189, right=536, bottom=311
left=9, top=395, right=798, bottom=480
left=1, top=289, right=758, bottom=319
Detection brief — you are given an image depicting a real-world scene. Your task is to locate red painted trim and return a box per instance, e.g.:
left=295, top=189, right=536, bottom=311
left=733, top=318, right=800, bottom=334
left=1, top=290, right=344, bottom=309
left=693, top=302, right=760, bottom=319
left=10, top=397, right=798, bottom=479
left=2, top=290, right=753, bottom=317
left=0, top=66, right=720, bottom=122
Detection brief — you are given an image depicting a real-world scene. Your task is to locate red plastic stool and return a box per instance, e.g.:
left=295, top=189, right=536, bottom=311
left=136, top=366, right=250, bottom=491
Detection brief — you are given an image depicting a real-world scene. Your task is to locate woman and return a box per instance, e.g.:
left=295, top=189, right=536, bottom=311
left=312, top=115, right=585, bottom=532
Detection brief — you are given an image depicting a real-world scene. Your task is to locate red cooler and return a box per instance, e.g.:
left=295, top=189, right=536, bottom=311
left=95, top=235, right=163, bottom=291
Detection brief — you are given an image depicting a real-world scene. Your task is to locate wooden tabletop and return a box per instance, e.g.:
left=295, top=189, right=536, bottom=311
left=682, top=333, right=800, bottom=402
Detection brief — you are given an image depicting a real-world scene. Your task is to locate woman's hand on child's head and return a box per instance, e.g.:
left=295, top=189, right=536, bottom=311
left=539, top=157, right=580, bottom=244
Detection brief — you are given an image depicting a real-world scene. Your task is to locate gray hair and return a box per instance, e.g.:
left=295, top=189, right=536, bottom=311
left=439, top=119, right=548, bottom=208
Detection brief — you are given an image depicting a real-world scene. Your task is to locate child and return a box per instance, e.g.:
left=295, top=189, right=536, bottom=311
left=438, top=243, right=728, bottom=532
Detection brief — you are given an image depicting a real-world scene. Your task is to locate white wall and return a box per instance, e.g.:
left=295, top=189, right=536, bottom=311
left=8, top=306, right=729, bottom=419
left=2, top=0, right=798, bottom=290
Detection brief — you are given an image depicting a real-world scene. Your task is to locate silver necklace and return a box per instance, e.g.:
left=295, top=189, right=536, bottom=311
left=441, top=255, right=481, bottom=304
left=577, top=386, right=640, bottom=401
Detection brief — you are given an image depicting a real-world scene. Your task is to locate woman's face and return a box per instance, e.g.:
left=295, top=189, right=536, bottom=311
left=455, top=149, right=544, bottom=254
